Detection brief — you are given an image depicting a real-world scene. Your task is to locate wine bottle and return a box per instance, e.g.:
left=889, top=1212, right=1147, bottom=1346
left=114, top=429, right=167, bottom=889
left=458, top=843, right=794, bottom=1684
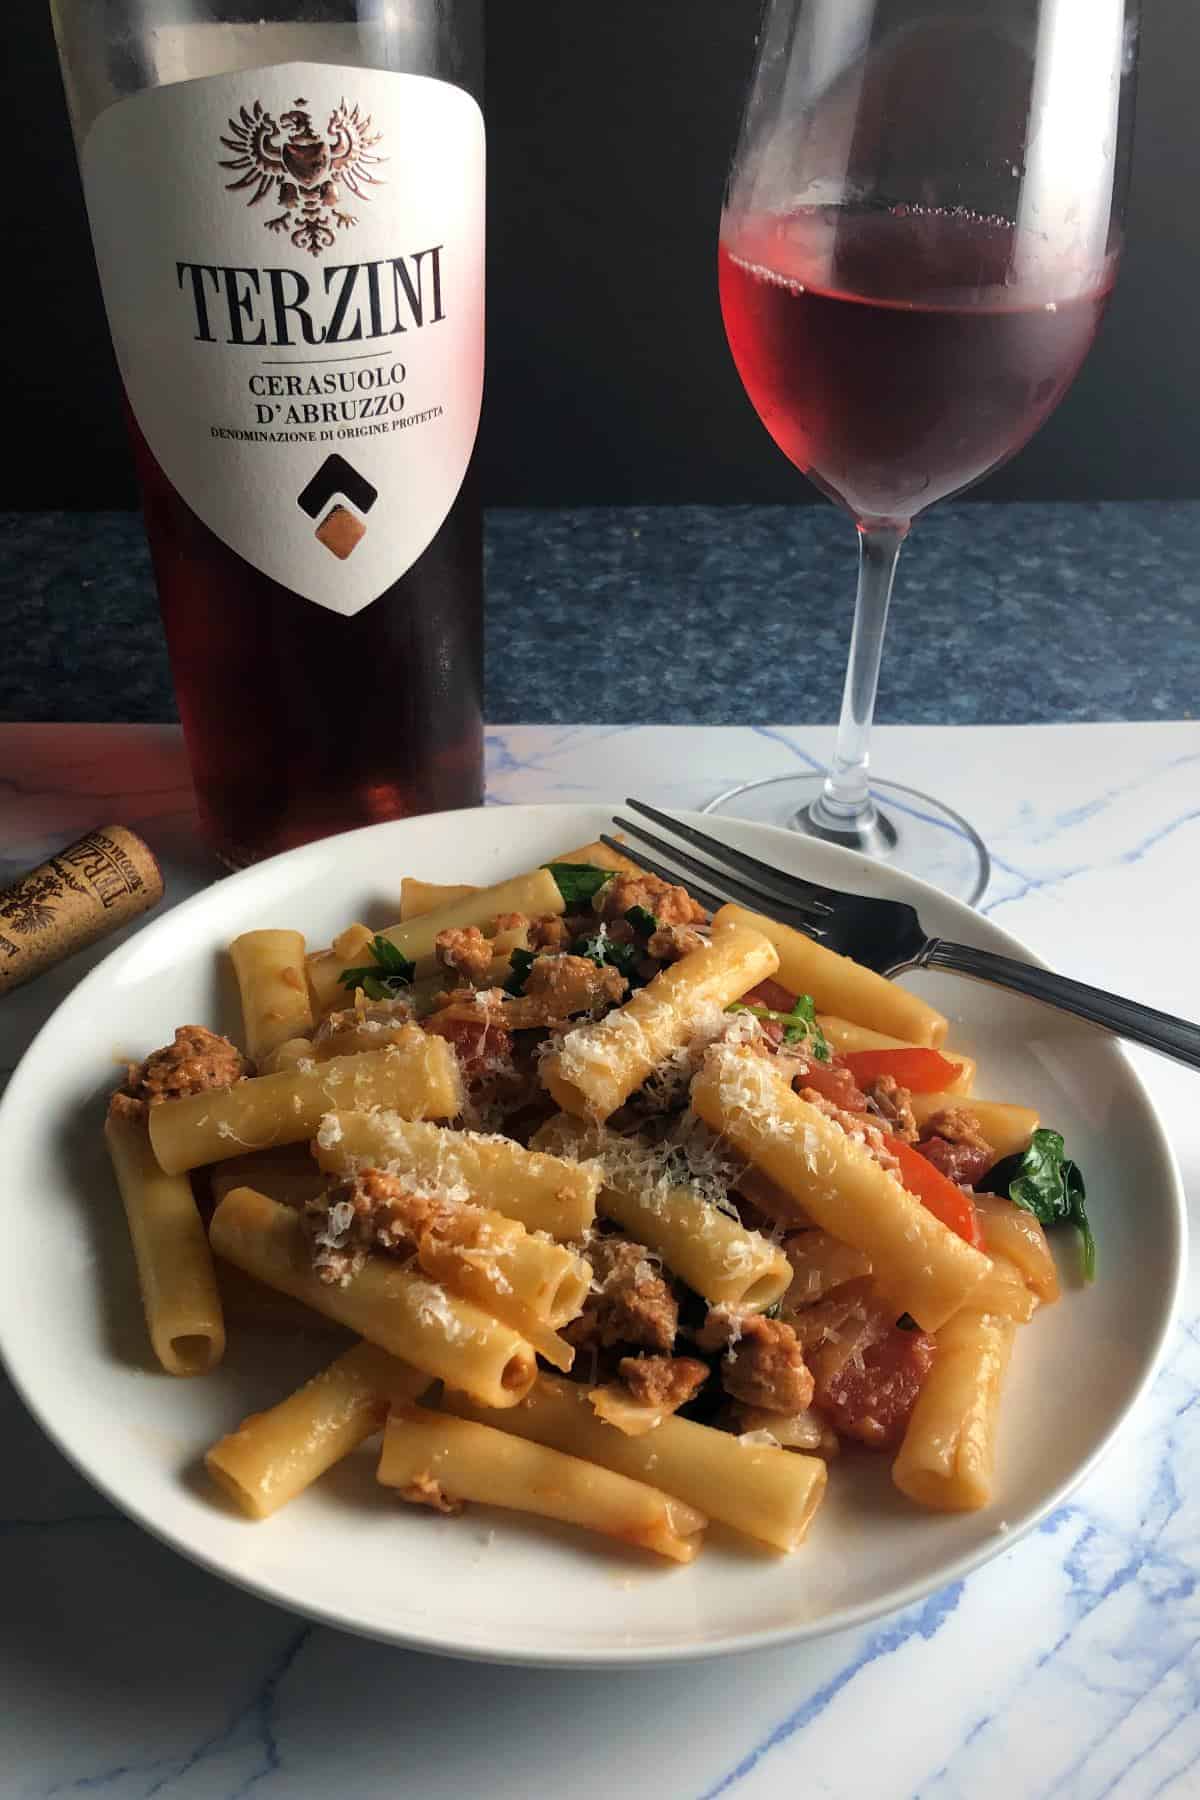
left=51, top=2, right=485, bottom=866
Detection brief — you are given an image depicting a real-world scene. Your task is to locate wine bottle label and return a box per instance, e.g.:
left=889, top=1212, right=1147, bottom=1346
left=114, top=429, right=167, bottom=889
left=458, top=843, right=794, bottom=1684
left=81, top=65, right=484, bottom=616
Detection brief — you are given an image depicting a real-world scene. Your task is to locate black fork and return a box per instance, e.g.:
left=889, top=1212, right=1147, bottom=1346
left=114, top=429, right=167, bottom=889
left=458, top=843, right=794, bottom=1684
left=602, top=799, right=1200, bottom=1073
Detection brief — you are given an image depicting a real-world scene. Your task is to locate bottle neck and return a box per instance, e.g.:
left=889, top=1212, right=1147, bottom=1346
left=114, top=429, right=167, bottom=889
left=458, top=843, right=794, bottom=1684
left=52, top=1, right=481, bottom=140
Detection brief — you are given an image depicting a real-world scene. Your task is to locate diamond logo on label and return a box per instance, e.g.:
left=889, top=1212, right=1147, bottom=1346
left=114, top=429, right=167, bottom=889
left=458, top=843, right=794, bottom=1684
left=219, top=96, right=386, bottom=256
left=298, top=454, right=379, bottom=561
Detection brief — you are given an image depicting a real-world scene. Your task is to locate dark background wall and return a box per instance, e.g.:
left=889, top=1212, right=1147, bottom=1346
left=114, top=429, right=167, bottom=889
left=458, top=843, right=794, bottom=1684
left=10, top=0, right=1200, bottom=508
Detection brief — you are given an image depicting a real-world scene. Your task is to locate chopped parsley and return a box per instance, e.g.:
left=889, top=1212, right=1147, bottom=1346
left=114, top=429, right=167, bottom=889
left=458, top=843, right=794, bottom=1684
left=543, top=862, right=615, bottom=906
left=338, top=934, right=415, bottom=1001
left=505, top=946, right=537, bottom=997
left=982, top=1128, right=1096, bottom=1281
left=726, top=992, right=831, bottom=1061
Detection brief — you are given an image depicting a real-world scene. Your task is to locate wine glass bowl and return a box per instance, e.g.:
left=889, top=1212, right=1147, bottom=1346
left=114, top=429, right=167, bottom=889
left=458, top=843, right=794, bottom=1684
left=718, top=203, right=1117, bottom=528
left=711, top=0, right=1139, bottom=901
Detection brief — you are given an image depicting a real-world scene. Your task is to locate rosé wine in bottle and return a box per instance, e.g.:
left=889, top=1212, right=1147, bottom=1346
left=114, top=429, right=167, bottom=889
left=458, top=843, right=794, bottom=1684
left=51, top=3, right=485, bottom=865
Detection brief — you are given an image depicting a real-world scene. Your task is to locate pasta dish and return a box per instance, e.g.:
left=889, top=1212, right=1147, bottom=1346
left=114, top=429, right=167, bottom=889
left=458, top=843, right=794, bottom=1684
left=102, top=837, right=1093, bottom=1563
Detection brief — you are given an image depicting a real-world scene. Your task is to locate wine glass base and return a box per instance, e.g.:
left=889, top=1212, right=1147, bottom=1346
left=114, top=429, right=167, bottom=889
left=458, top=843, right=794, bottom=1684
left=702, top=772, right=990, bottom=907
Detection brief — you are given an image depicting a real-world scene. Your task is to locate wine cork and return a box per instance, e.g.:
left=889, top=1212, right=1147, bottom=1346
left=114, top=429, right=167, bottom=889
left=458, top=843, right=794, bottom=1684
left=0, top=827, right=164, bottom=996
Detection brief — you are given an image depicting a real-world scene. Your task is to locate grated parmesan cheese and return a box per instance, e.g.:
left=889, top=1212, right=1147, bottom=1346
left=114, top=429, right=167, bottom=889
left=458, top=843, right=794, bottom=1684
left=553, top=1002, right=661, bottom=1084
left=313, top=1199, right=356, bottom=1250
left=409, top=1278, right=469, bottom=1342
left=316, top=1112, right=343, bottom=1148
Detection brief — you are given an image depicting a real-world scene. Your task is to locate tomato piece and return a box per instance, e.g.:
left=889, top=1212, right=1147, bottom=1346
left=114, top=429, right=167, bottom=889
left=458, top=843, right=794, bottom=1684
left=742, top=979, right=798, bottom=1013
left=883, top=1134, right=984, bottom=1248
left=814, top=1317, right=936, bottom=1449
left=425, top=1012, right=513, bottom=1081
left=793, top=1056, right=868, bottom=1113
left=841, top=1047, right=964, bottom=1093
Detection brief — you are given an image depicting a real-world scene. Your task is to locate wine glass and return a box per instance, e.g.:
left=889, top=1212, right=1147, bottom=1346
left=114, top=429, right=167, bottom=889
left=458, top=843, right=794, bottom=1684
left=711, top=0, right=1139, bottom=902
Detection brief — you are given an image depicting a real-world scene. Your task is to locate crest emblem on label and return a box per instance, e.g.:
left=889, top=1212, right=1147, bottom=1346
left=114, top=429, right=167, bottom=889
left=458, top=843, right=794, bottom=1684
left=220, top=96, right=386, bottom=256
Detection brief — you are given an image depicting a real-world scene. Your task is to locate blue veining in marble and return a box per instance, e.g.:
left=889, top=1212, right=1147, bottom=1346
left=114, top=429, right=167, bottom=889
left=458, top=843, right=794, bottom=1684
left=1115, top=808, right=1200, bottom=868
left=145, top=1625, right=313, bottom=1800
left=697, top=1582, right=966, bottom=1799
left=41, top=1625, right=315, bottom=1800
left=743, top=724, right=984, bottom=848
left=748, top=725, right=826, bottom=773
left=983, top=804, right=1200, bottom=916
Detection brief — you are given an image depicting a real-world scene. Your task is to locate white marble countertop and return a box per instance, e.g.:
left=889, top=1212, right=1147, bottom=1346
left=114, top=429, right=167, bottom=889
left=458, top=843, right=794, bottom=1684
left=2, top=719, right=1198, bottom=1800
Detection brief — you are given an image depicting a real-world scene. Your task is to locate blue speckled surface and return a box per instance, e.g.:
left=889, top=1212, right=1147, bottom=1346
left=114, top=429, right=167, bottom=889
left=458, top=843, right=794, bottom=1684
left=2, top=502, right=1197, bottom=725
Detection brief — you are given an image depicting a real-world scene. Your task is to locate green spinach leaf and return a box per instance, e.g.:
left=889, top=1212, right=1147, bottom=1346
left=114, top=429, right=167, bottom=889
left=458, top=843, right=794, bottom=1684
left=570, top=929, right=641, bottom=981
left=505, top=946, right=537, bottom=997
left=983, top=1128, right=1096, bottom=1281
left=624, top=905, right=659, bottom=939
left=543, top=863, right=615, bottom=906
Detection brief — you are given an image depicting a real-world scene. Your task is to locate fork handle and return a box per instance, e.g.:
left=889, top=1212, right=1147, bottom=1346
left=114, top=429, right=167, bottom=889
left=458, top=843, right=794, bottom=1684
left=912, top=939, right=1200, bottom=1073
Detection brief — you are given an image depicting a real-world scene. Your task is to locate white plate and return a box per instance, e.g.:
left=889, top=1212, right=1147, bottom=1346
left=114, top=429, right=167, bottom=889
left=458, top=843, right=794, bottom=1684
left=0, top=805, right=1185, bottom=1666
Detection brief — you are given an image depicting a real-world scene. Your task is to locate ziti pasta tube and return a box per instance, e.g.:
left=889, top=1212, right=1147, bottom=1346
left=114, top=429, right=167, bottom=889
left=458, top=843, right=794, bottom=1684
left=534, top=1113, right=791, bottom=1311
left=691, top=1043, right=990, bottom=1332
left=892, top=1309, right=1017, bottom=1512
left=209, top=1145, right=331, bottom=1211
left=264, top=1037, right=317, bottom=1075
left=400, top=879, right=478, bottom=919
left=446, top=1376, right=827, bottom=1554
left=540, top=921, right=780, bottom=1121
left=377, top=867, right=565, bottom=966
left=215, top=1263, right=344, bottom=1335
left=206, top=1342, right=428, bottom=1519
left=104, top=1109, right=225, bottom=1376
left=149, top=1032, right=463, bottom=1175
left=975, top=1195, right=1061, bottom=1303
left=779, top=1230, right=874, bottom=1308
left=378, top=1405, right=707, bottom=1564
left=714, top=903, right=948, bottom=1047
left=965, top=1253, right=1038, bottom=1324
left=229, top=930, right=314, bottom=1063
left=209, top=1187, right=536, bottom=1408
left=414, top=1210, right=590, bottom=1332
left=310, top=1014, right=417, bottom=1062
left=306, top=923, right=373, bottom=1016
left=313, top=1110, right=600, bottom=1241
left=547, top=838, right=644, bottom=877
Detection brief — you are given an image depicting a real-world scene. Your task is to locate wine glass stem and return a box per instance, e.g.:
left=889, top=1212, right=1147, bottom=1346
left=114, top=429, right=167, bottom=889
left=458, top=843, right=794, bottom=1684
left=808, top=520, right=908, bottom=833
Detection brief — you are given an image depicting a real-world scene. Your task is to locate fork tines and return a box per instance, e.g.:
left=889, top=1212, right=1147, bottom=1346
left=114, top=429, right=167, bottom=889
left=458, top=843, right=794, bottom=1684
left=600, top=832, right=729, bottom=916
left=603, top=798, right=835, bottom=934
